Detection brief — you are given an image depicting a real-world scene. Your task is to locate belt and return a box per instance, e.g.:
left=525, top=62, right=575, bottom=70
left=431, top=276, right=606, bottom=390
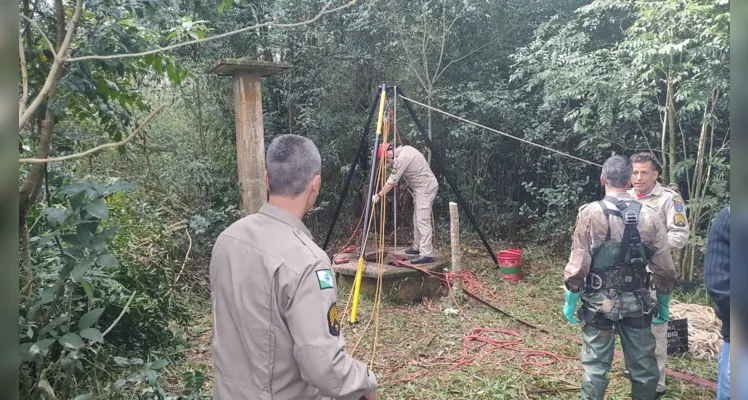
left=586, top=266, right=650, bottom=292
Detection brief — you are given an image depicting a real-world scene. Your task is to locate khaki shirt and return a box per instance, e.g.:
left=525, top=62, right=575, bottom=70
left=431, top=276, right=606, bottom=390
left=386, top=145, right=438, bottom=197
left=564, top=192, right=678, bottom=294
left=628, top=181, right=689, bottom=250
left=210, top=204, right=376, bottom=400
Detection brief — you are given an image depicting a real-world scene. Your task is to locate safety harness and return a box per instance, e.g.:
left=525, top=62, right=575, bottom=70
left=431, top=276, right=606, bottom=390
left=586, top=196, right=650, bottom=293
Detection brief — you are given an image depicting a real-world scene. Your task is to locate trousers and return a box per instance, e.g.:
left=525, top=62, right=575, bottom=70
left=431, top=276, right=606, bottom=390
left=581, top=320, right=659, bottom=399
left=411, top=186, right=437, bottom=257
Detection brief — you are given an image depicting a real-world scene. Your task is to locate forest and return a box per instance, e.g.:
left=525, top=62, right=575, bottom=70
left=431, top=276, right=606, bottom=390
left=17, top=0, right=729, bottom=398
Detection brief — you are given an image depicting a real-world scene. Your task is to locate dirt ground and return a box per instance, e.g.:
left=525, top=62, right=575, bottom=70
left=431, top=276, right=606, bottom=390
left=167, top=243, right=718, bottom=399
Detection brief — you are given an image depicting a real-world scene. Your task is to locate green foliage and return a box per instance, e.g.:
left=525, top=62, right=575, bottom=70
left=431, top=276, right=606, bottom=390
left=19, top=178, right=188, bottom=398
left=18, top=0, right=729, bottom=395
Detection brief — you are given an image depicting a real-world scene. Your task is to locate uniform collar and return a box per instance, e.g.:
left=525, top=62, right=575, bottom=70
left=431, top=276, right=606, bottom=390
left=605, top=191, right=634, bottom=201
left=259, top=203, right=313, bottom=239
left=628, top=181, right=662, bottom=198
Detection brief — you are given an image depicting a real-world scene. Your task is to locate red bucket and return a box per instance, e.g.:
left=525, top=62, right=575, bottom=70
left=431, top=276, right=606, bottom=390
left=497, top=249, right=523, bottom=283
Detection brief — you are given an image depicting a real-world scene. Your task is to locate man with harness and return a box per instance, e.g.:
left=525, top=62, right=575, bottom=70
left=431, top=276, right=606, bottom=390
left=562, top=155, right=678, bottom=400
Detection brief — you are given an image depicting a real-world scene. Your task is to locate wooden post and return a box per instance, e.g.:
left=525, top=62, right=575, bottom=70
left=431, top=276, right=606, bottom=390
left=449, top=201, right=462, bottom=299
left=210, top=59, right=291, bottom=216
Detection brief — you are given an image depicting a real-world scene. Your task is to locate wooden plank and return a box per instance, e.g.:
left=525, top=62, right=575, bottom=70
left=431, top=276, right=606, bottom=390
left=233, top=73, right=267, bottom=216
left=210, top=59, right=292, bottom=76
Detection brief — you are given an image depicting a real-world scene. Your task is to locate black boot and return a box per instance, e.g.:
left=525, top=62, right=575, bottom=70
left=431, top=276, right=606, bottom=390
left=410, top=255, right=434, bottom=264
left=405, top=248, right=419, bottom=255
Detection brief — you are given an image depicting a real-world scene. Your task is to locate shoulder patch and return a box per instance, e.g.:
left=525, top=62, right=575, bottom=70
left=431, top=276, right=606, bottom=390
left=673, top=213, right=686, bottom=227
left=327, top=303, right=340, bottom=336
left=673, top=199, right=684, bottom=213
left=316, top=269, right=334, bottom=290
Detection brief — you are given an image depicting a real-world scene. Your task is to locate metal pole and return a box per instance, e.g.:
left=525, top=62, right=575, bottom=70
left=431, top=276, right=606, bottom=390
left=396, top=86, right=500, bottom=268
left=393, top=86, right=398, bottom=252
left=322, top=87, right=382, bottom=251
left=350, top=84, right=387, bottom=323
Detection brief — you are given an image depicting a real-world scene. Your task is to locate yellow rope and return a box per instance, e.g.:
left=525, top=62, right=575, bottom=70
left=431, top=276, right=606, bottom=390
left=350, top=105, right=391, bottom=359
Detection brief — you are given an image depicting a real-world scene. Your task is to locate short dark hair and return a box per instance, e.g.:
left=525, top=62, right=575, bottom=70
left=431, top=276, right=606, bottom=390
left=266, top=134, right=321, bottom=197
left=630, top=152, right=659, bottom=171
left=601, top=155, right=633, bottom=188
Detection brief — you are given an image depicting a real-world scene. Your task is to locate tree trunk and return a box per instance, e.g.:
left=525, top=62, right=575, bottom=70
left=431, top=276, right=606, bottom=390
left=195, top=75, right=205, bottom=153
left=660, top=108, right=667, bottom=180
left=426, top=91, right=433, bottom=164
left=666, top=81, right=677, bottom=185
left=19, top=0, right=68, bottom=222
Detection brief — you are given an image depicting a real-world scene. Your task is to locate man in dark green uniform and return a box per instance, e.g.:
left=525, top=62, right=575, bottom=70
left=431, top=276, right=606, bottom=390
left=562, top=155, right=678, bottom=400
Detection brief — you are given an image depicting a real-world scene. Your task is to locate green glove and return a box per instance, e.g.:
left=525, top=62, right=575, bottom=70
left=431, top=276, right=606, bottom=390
left=563, top=288, right=581, bottom=324
left=653, top=292, right=671, bottom=325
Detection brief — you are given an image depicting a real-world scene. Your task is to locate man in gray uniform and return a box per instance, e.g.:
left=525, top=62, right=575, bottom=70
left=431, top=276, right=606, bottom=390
left=372, top=143, right=438, bottom=264
left=627, top=152, right=688, bottom=397
left=210, top=134, right=377, bottom=400
left=563, top=155, right=678, bottom=400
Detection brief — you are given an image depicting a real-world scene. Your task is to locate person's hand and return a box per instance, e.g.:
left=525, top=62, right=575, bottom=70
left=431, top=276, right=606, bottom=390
left=563, top=288, right=581, bottom=324
left=362, top=391, right=376, bottom=400
left=653, top=292, right=671, bottom=325
left=372, top=194, right=380, bottom=204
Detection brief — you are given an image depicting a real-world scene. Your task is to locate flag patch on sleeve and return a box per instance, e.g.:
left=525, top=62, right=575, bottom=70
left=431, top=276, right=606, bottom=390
left=316, top=269, right=334, bottom=290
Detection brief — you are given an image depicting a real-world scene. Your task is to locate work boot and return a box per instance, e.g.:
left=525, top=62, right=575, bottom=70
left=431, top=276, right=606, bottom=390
left=410, top=255, right=434, bottom=264
left=405, top=248, right=420, bottom=255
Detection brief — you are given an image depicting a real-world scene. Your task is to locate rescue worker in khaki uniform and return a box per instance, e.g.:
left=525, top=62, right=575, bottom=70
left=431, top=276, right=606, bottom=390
left=210, top=134, right=377, bottom=400
left=562, top=155, right=678, bottom=400
left=627, top=152, right=688, bottom=398
left=372, top=143, right=438, bottom=264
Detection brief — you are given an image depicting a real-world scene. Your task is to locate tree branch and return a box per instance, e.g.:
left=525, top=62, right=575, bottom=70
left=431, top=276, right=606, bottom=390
left=19, top=25, right=29, bottom=120
left=102, top=291, right=136, bottom=337
left=20, top=14, right=57, bottom=59
left=65, top=0, right=355, bottom=62
left=18, top=0, right=83, bottom=130
left=19, top=105, right=166, bottom=164
left=432, top=41, right=492, bottom=83
left=402, top=41, right=428, bottom=91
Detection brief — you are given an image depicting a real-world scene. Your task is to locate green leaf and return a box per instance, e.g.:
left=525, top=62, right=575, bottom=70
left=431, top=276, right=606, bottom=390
left=154, top=56, right=163, bottom=74
left=80, top=328, right=104, bottom=343
left=38, top=315, right=66, bottom=339
left=69, top=191, right=86, bottom=212
left=78, top=308, right=105, bottom=330
left=19, top=343, right=33, bottom=362
left=85, top=198, right=109, bottom=220
left=113, top=356, right=130, bottom=366
left=96, top=253, right=119, bottom=267
left=73, top=394, right=94, bottom=400
left=30, top=338, right=56, bottom=357
left=146, top=369, right=158, bottom=385
left=76, top=224, right=92, bottom=246
left=62, top=233, right=83, bottom=246
left=59, top=333, right=85, bottom=350
left=44, top=208, right=68, bottom=226
left=166, top=63, right=177, bottom=83
left=58, top=183, right=98, bottom=198
left=149, top=359, right=169, bottom=370
left=81, top=280, right=95, bottom=304
left=71, top=262, right=91, bottom=283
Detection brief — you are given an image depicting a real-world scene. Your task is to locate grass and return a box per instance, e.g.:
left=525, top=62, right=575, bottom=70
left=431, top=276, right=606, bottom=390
left=166, top=242, right=718, bottom=399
